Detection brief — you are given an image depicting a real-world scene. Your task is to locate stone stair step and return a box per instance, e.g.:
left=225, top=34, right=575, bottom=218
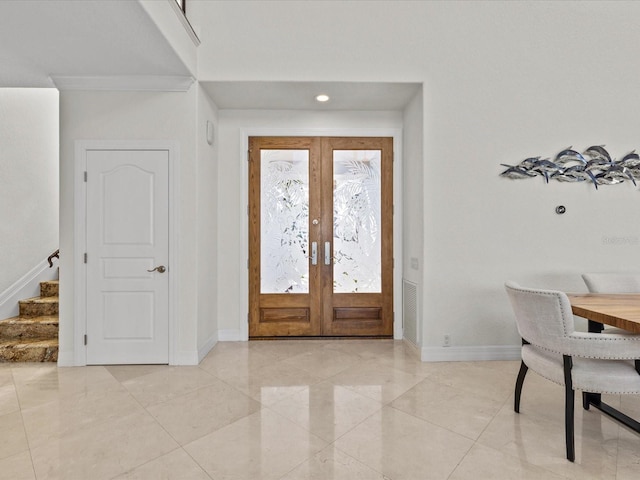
left=18, top=296, right=59, bottom=318
left=0, top=338, right=58, bottom=362
left=40, top=280, right=59, bottom=297
left=0, top=316, right=58, bottom=340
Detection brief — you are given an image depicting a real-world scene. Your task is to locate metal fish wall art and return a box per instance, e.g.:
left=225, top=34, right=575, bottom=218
left=500, top=146, right=640, bottom=189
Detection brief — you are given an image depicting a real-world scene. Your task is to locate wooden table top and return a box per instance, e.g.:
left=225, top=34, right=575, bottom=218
left=567, top=293, right=640, bottom=334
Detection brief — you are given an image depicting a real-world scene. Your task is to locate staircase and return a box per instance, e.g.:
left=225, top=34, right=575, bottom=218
left=0, top=279, right=59, bottom=362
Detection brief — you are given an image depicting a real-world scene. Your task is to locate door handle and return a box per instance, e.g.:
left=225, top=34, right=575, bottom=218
left=324, top=242, right=331, bottom=265
left=310, top=242, right=317, bottom=265
left=147, top=265, right=166, bottom=273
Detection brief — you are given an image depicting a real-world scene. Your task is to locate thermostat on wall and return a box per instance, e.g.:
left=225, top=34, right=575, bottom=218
left=206, top=120, right=214, bottom=145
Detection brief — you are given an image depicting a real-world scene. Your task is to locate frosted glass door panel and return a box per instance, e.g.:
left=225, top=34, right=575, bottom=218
left=333, top=150, right=381, bottom=293
left=261, top=150, right=309, bottom=293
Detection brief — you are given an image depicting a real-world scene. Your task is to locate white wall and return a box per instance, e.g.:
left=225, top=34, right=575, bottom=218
left=216, top=110, right=403, bottom=339
left=196, top=84, right=219, bottom=358
left=59, top=87, right=205, bottom=364
left=139, top=0, right=198, bottom=76
left=402, top=88, right=424, bottom=345
left=418, top=1, right=640, bottom=357
left=194, top=1, right=640, bottom=359
left=0, top=88, right=58, bottom=296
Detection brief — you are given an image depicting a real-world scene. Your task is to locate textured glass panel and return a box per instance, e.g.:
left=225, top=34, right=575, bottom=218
left=261, top=150, right=309, bottom=293
left=333, top=150, right=381, bottom=293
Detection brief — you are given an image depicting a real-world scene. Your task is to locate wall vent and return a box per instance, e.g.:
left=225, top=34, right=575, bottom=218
left=403, top=279, right=418, bottom=345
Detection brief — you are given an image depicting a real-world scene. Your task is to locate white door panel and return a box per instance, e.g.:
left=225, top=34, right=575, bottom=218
left=86, top=150, right=169, bottom=364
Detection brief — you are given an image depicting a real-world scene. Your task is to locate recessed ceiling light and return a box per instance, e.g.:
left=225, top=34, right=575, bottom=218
left=315, top=94, right=330, bottom=102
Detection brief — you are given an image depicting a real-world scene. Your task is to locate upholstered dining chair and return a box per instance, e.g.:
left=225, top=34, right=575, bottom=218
left=582, top=273, right=640, bottom=294
left=504, top=281, right=640, bottom=462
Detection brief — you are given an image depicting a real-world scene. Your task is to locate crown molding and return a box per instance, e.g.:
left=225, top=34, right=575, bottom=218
left=51, top=75, right=195, bottom=92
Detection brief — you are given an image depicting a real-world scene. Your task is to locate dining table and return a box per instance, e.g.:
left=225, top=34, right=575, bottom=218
left=567, top=293, right=640, bottom=434
left=568, top=293, right=640, bottom=334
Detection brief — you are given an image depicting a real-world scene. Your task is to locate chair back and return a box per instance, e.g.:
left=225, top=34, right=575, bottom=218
left=582, top=273, right=640, bottom=293
left=505, top=282, right=575, bottom=353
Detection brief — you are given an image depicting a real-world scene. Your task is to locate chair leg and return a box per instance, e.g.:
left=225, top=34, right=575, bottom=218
left=582, top=392, right=590, bottom=410
left=514, top=361, right=528, bottom=413
left=563, top=355, right=575, bottom=462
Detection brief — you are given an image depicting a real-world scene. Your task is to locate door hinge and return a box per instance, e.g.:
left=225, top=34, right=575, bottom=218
left=84, top=171, right=87, bottom=182
left=84, top=253, right=88, bottom=263
left=84, top=334, right=87, bottom=345
left=247, top=313, right=250, bottom=324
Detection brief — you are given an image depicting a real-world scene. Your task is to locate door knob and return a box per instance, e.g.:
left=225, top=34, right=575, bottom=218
left=147, top=265, right=166, bottom=273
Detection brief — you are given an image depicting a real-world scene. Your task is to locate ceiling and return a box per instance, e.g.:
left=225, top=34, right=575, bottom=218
left=201, top=81, right=421, bottom=111
left=0, top=1, right=190, bottom=88
left=0, top=2, right=420, bottom=111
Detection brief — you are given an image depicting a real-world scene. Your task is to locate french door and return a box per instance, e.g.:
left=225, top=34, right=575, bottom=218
left=249, top=136, right=393, bottom=337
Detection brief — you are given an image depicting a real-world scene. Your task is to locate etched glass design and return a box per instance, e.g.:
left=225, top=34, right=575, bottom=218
left=333, top=150, right=381, bottom=293
left=261, top=150, right=309, bottom=293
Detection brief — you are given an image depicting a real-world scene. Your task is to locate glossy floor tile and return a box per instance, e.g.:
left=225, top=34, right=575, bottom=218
left=1, top=340, right=639, bottom=479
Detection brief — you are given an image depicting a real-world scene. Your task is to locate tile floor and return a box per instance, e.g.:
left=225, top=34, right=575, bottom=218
left=1, top=339, right=639, bottom=479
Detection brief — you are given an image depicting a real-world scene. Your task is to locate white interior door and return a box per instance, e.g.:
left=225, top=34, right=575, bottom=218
left=86, top=149, right=169, bottom=364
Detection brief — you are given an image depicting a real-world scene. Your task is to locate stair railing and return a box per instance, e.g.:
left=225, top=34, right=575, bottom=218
left=47, top=249, right=59, bottom=268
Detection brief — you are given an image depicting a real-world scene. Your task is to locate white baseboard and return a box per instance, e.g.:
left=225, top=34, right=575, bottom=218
left=198, top=334, right=218, bottom=363
left=421, top=345, right=521, bottom=362
left=402, top=338, right=421, bottom=359
left=56, top=350, right=75, bottom=367
left=172, top=350, right=200, bottom=366
left=218, top=329, right=243, bottom=341
left=0, top=260, right=58, bottom=320
left=60, top=349, right=206, bottom=367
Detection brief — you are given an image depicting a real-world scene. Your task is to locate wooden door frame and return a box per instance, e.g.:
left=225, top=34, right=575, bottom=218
left=239, top=128, right=404, bottom=341
left=73, top=140, right=180, bottom=366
